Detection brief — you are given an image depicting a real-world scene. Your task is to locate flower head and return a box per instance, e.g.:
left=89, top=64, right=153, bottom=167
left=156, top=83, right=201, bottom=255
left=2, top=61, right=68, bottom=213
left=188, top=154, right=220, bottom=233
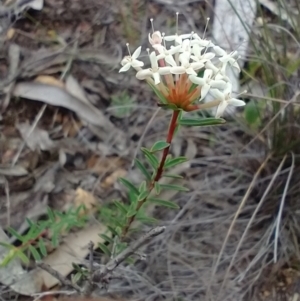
left=119, top=13, right=245, bottom=115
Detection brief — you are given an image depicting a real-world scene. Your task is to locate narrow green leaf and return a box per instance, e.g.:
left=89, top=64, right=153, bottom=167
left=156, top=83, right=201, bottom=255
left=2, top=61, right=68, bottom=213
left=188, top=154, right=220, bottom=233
left=159, top=183, right=189, bottom=192
left=47, top=207, right=55, bottom=222
left=29, top=245, right=41, bottom=261
left=0, top=242, right=14, bottom=249
left=99, top=243, right=111, bottom=256
left=154, top=182, right=161, bottom=195
left=38, top=238, right=47, bottom=257
left=138, top=190, right=149, bottom=202
left=51, top=233, right=59, bottom=248
left=141, top=147, right=159, bottom=168
left=148, top=198, right=180, bottom=209
left=139, top=181, right=147, bottom=193
left=16, top=250, right=29, bottom=265
left=136, top=215, right=158, bottom=224
left=165, top=156, right=188, bottom=169
left=150, top=141, right=170, bottom=153
left=119, top=177, right=139, bottom=196
left=72, top=272, right=82, bottom=284
left=158, top=103, right=178, bottom=110
left=178, top=117, right=225, bottom=127
left=148, top=83, right=168, bottom=104
left=163, top=173, right=184, bottom=179
left=134, top=158, right=151, bottom=181
left=107, top=226, right=119, bottom=236
left=6, top=227, right=24, bottom=242
left=114, top=201, right=128, bottom=215
left=99, top=234, right=114, bottom=244
left=126, top=208, right=137, bottom=217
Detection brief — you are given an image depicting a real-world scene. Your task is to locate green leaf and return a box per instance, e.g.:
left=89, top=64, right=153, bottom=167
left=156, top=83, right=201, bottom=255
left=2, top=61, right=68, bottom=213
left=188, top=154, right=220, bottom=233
left=150, top=141, right=170, bottom=153
left=244, top=100, right=260, bottom=125
left=114, top=201, right=128, bottom=215
left=126, top=208, right=137, bottom=217
left=99, top=243, right=111, bottom=256
left=38, top=238, right=47, bottom=257
left=139, top=181, right=147, bottom=193
left=148, top=198, right=180, bottom=209
left=159, top=183, right=189, bottom=192
left=47, top=207, right=55, bottom=222
left=141, top=147, right=159, bottom=168
left=99, top=234, right=114, bottom=244
left=72, top=272, right=82, bottom=284
left=119, top=177, right=139, bottom=196
left=163, top=173, right=184, bottom=179
left=29, top=245, right=41, bottom=261
left=7, top=227, right=24, bottom=242
left=107, top=226, right=119, bottom=236
left=138, top=190, right=149, bottom=202
left=134, top=158, right=151, bottom=181
left=178, top=117, right=225, bottom=127
left=148, top=83, right=169, bottom=104
left=154, top=182, right=161, bottom=195
left=165, top=156, right=188, bottom=169
left=136, top=215, right=158, bottom=224
left=0, top=241, right=14, bottom=249
left=16, top=250, right=29, bottom=265
left=51, top=233, right=59, bottom=248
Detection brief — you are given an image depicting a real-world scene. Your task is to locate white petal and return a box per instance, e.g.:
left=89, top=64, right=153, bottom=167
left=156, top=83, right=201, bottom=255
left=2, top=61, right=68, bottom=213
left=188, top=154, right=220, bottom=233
left=205, top=61, right=219, bottom=74
left=228, top=98, right=246, bottom=106
left=214, top=46, right=227, bottom=56
left=202, top=52, right=215, bottom=60
left=170, top=66, right=187, bottom=74
left=186, top=67, right=197, bottom=76
left=165, top=55, right=177, bottom=67
left=215, top=100, right=228, bottom=118
left=192, top=44, right=202, bottom=57
left=119, top=63, right=131, bottom=73
left=158, top=66, right=172, bottom=75
left=211, top=80, right=227, bottom=89
left=224, top=82, right=232, bottom=95
left=150, top=52, right=158, bottom=69
left=189, top=75, right=205, bottom=86
left=191, top=62, right=204, bottom=71
left=210, top=88, right=225, bottom=101
left=136, top=69, right=152, bottom=80
left=131, top=59, right=144, bottom=68
left=203, top=69, right=213, bottom=80
left=169, top=45, right=182, bottom=55
left=153, top=72, right=160, bottom=85
left=179, top=52, right=190, bottom=65
left=201, top=84, right=211, bottom=99
left=132, top=46, right=142, bottom=60
left=231, top=61, right=240, bottom=71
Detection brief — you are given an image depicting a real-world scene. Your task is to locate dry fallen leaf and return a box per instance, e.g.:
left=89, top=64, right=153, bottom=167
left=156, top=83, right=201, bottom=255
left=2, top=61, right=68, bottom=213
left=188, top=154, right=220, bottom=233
left=13, top=82, right=115, bottom=128
left=35, top=75, right=64, bottom=88
left=74, top=188, right=97, bottom=215
left=30, top=223, right=107, bottom=290
left=16, top=123, right=55, bottom=151
left=65, top=75, right=90, bottom=105
left=102, top=169, right=127, bottom=188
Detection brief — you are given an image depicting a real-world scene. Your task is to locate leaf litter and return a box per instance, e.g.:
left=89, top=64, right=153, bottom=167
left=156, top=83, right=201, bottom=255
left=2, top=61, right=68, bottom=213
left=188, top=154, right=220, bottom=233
left=0, top=1, right=299, bottom=301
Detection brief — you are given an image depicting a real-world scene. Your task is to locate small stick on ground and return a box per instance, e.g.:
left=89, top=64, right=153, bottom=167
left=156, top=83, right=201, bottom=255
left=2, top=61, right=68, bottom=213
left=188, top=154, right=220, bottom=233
left=37, top=262, right=82, bottom=293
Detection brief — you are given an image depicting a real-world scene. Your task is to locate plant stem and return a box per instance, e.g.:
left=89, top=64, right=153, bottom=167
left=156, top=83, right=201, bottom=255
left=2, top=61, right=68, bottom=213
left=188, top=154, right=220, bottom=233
left=121, top=110, right=179, bottom=240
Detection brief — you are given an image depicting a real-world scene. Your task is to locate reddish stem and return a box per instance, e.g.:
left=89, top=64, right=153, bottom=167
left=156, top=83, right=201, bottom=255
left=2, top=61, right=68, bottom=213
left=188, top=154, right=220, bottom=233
left=121, top=110, right=179, bottom=239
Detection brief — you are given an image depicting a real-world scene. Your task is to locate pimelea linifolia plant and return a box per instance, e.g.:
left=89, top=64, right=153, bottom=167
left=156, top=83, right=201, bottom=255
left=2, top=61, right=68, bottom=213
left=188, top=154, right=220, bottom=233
left=112, top=13, right=246, bottom=242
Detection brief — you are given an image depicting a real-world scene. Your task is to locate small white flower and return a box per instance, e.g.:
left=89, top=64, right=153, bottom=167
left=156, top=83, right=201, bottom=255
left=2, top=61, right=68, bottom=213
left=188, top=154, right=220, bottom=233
left=170, top=52, right=204, bottom=76
left=149, top=31, right=163, bottom=46
left=119, top=46, right=144, bottom=73
left=190, top=44, right=215, bottom=64
left=163, top=33, right=192, bottom=45
left=192, top=34, right=214, bottom=48
left=189, top=69, right=227, bottom=100
left=210, top=83, right=245, bottom=117
left=214, top=46, right=240, bottom=71
left=156, top=44, right=181, bottom=67
left=136, top=51, right=171, bottom=85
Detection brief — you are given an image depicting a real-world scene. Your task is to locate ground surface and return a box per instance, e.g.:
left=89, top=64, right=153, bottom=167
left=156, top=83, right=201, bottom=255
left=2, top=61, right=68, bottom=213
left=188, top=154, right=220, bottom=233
left=0, top=1, right=300, bottom=301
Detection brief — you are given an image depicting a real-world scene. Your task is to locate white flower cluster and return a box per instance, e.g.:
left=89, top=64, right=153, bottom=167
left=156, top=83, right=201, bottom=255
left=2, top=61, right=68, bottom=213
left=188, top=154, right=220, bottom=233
left=119, top=19, right=245, bottom=117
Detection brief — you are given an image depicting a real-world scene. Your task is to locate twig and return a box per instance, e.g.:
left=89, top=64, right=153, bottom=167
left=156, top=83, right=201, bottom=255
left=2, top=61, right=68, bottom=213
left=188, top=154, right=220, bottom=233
left=92, top=226, right=165, bottom=283
left=37, top=262, right=81, bottom=293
